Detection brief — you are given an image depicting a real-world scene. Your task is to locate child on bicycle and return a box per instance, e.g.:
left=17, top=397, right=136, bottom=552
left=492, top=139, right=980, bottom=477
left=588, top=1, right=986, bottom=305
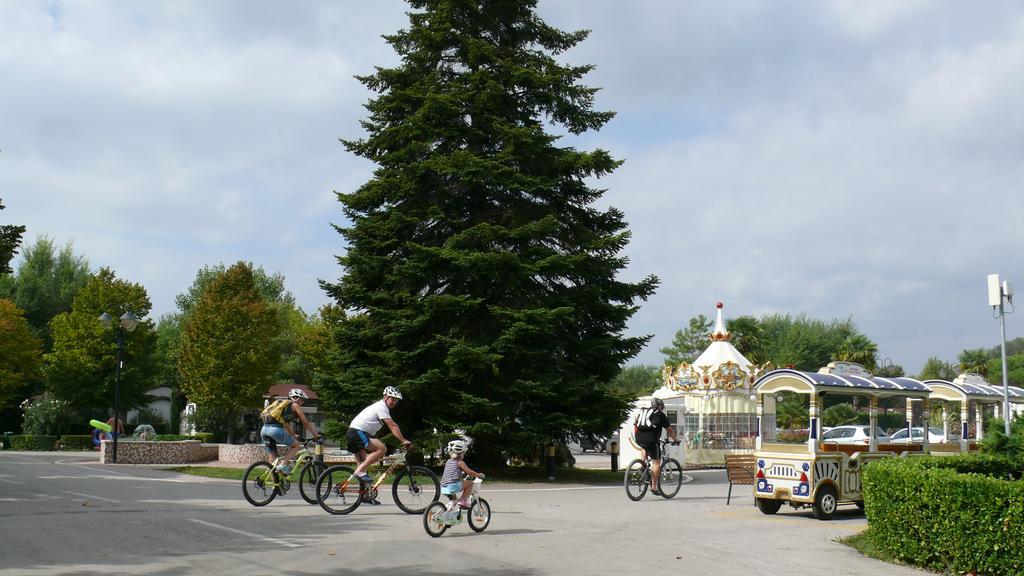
left=441, top=439, right=484, bottom=509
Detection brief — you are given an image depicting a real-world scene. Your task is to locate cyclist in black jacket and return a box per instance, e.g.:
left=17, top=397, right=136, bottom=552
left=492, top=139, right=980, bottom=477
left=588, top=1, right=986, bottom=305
left=633, top=398, right=678, bottom=495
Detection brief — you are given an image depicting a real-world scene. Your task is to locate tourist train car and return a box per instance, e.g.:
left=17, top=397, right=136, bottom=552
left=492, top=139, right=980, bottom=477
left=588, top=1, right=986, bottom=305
left=751, top=362, right=1006, bottom=520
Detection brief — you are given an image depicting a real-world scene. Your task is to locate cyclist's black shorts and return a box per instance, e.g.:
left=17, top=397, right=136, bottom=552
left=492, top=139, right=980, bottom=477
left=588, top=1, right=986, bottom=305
left=346, top=428, right=371, bottom=454
left=636, top=433, right=660, bottom=459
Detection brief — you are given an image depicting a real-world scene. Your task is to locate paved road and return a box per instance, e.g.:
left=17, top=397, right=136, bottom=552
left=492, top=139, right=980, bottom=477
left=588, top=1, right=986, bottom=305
left=0, top=452, right=925, bottom=576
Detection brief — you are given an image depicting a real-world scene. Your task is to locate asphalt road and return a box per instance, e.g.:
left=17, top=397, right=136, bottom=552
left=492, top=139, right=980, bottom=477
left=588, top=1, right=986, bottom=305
left=0, top=452, right=925, bottom=576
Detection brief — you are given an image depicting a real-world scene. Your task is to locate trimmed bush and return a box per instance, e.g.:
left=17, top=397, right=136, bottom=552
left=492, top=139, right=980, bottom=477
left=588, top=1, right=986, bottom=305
left=863, top=454, right=1024, bottom=575
left=9, top=435, right=58, bottom=451
left=59, top=435, right=94, bottom=451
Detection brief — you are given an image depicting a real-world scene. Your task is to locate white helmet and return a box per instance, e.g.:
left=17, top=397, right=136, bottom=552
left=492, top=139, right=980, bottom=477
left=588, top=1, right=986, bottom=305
left=446, top=439, right=468, bottom=455
left=383, top=386, right=403, bottom=400
left=289, top=388, right=309, bottom=401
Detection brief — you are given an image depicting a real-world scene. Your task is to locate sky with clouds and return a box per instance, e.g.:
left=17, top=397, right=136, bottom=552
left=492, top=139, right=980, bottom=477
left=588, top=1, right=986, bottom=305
left=2, top=1, right=1023, bottom=374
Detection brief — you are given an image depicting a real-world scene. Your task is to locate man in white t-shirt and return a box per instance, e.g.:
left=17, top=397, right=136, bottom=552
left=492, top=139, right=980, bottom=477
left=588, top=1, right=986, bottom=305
left=347, top=386, right=412, bottom=482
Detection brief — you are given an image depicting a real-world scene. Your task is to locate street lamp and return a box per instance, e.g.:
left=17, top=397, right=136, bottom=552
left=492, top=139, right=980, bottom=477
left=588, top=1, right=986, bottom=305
left=987, top=274, right=1014, bottom=435
left=99, top=311, right=140, bottom=463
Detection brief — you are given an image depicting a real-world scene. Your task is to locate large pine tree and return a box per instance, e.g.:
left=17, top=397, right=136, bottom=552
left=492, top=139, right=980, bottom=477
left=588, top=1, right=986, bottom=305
left=321, top=0, right=658, bottom=461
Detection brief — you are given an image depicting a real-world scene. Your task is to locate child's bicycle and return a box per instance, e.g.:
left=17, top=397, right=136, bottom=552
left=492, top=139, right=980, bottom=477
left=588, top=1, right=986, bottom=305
left=315, top=448, right=440, bottom=515
left=423, top=477, right=491, bottom=537
left=624, top=439, right=683, bottom=500
left=242, top=436, right=326, bottom=506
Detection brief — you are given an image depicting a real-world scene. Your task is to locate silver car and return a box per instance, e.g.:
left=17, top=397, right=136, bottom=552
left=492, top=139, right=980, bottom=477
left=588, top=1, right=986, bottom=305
left=889, top=426, right=947, bottom=444
left=820, top=425, right=890, bottom=445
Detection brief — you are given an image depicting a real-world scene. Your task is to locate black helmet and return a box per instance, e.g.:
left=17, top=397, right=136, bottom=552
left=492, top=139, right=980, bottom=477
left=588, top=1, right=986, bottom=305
left=650, top=398, right=665, bottom=410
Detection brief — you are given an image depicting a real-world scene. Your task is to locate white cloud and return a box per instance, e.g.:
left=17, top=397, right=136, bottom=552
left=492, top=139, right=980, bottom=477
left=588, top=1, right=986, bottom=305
left=2, top=0, right=1023, bottom=375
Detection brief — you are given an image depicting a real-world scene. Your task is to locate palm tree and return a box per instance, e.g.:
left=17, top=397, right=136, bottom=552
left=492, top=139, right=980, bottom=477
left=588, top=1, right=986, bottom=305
left=958, top=348, right=990, bottom=377
left=834, top=334, right=879, bottom=371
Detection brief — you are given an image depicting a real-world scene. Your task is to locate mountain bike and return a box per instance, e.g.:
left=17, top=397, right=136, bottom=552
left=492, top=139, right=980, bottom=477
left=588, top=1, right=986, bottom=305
left=423, top=477, right=490, bottom=537
left=242, top=437, right=326, bottom=506
left=624, top=439, right=683, bottom=501
left=316, top=448, right=440, bottom=515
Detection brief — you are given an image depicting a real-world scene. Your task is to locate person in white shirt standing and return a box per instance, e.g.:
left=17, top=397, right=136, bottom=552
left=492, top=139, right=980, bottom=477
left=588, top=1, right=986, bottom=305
left=347, top=386, right=413, bottom=483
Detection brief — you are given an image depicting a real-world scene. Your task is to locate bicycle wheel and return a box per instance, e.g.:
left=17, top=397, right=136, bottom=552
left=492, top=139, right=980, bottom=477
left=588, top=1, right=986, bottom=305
left=298, top=461, right=326, bottom=505
left=624, top=459, right=649, bottom=501
left=423, top=501, right=449, bottom=538
left=242, top=462, right=278, bottom=506
left=316, top=464, right=363, bottom=515
left=468, top=497, right=491, bottom=532
left=392, top=465, right=440, bottom=514
left=658, top=458, right=683, bottom=499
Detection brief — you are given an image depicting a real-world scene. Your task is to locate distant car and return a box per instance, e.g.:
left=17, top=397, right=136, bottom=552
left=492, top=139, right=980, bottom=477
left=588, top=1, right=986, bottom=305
left=889, top=427, right=947, bottom=444
left=820, top=425, right=890, bottom=445
left=579, top=436, right=607, bottom=453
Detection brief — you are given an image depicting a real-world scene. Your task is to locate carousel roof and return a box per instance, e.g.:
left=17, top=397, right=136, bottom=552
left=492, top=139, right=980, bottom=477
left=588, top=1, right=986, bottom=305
left=691, top=302, right=755, bottom=374
left=755, top=368, right=931, bottom=394
left=925, top=373, right=1024, bottom=401
left=656, top=302, right=771, bottom=397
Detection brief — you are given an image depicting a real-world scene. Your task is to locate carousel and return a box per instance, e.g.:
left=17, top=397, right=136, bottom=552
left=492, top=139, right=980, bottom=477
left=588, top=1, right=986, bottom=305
left=656, top=303, right=773, bottom=466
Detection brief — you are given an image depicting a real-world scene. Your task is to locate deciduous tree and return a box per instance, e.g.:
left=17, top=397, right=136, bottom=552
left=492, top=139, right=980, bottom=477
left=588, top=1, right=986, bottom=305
left=918, top=356, right=958, bottom=381
left=660, top=315, right=712, bottom=366
left=0, top=299, right=42, bottom=423
left=178, top=262, right=280, bottom=442
left=320, top=0, right=657, bottom=462
left=44, top=268, right=158, bottom=415
left=2, top=237, right=91, bottom=349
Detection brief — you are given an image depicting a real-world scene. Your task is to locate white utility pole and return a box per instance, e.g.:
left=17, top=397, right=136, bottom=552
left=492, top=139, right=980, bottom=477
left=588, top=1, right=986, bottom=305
left=988, top=274, right=1014, bottom=435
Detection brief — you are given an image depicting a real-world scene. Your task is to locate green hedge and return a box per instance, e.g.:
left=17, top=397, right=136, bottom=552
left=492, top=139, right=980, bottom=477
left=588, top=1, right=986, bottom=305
left=863, top=454, right=1024, bottom=575
left=9, top=435, right=58, bottom=451
left=59, top=435, right=94, bottom=451
left=153, top=434, right=215, bottom=443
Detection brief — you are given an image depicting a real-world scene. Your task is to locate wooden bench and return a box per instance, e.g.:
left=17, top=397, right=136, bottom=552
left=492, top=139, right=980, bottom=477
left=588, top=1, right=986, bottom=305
left=724, top=453, right=756, bottom=505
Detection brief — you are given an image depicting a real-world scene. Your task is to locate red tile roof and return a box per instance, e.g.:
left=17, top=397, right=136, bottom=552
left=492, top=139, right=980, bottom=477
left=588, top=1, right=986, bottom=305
left=265, top=383, right=318, bottom=400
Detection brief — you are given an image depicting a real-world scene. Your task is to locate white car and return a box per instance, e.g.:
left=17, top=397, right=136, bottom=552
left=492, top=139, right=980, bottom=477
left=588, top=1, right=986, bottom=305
left=820, top=425, right=890, bottom=445
left=888, top=427, right=947, bottom=444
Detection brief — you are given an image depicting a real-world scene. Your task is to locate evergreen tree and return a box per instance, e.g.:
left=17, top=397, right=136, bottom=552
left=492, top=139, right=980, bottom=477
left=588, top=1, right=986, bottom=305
left=0, top=198, right=26, bottom=275
left=178, top=262, right=280, bottom=442
left=321, top=0, right=657, bottom=462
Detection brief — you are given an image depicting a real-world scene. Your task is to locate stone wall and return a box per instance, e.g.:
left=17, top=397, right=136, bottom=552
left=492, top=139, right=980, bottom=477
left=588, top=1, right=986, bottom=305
left=219, top=443, right=268, bottom=464
left=100, top=440, right=218, bottom=464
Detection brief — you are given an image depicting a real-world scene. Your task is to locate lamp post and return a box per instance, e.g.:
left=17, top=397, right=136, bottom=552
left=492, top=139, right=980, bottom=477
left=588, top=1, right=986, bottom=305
left=99, top=311, right=140, bottom=463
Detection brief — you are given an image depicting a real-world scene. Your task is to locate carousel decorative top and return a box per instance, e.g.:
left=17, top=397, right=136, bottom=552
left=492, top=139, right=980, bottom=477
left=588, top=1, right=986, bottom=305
left=660, top=302, right=773, bottom=396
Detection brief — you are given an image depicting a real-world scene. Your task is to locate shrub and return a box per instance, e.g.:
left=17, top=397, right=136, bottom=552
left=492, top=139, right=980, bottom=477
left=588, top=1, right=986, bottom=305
left=980, top=414, right=1024, bottom=463
left=20, top=393, right=78, bottom=436
left=9, top=435, right=58, bottom=450
left=863, top=454, right=1024, bottom=575
left=822, top=403, right=859, bottom=427
left=59, top=435, right=94, bottom=451
left=776, top=430, right=809, bottom=443
left=128, top=406, right=170, bottom=435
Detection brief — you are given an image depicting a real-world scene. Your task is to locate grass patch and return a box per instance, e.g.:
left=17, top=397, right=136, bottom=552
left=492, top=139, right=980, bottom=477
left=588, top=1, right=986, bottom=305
left=167, top=464, right=622, bottom=484
left=840, top=528, right=912, bottom=569
left=167, top=466, right=246, bottom=481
